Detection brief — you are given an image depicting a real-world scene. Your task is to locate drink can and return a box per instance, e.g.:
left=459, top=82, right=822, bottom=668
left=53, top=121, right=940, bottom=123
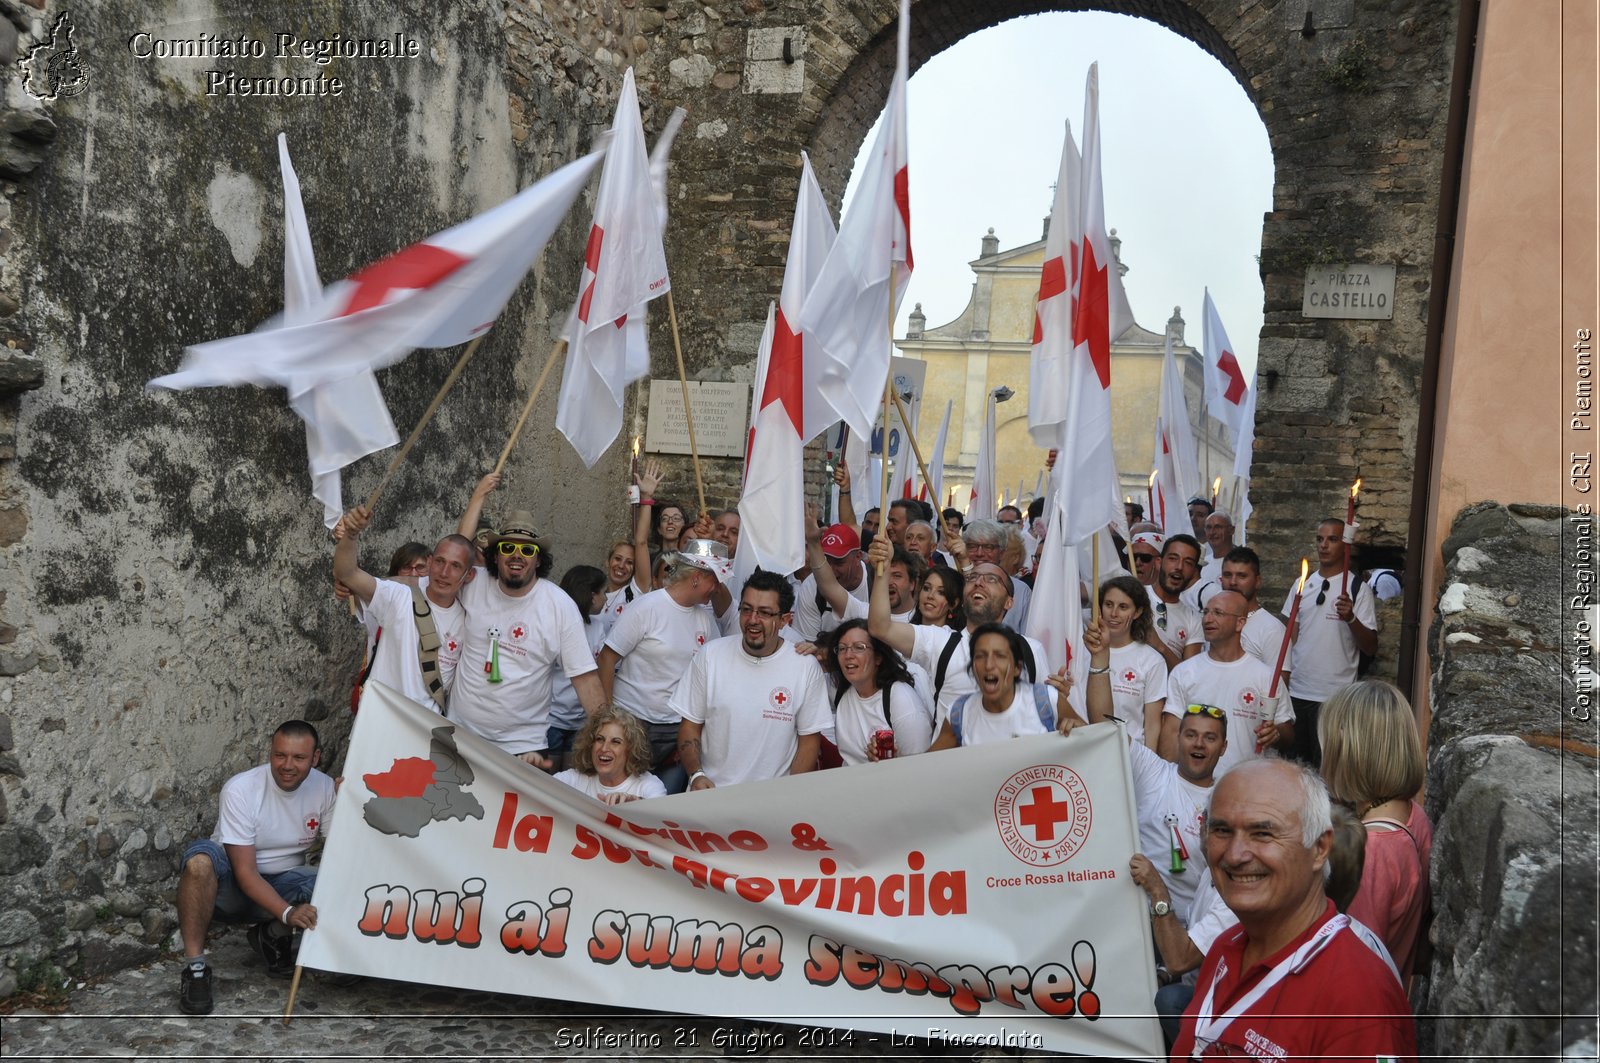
left=873, top=729, right=896, bottom=760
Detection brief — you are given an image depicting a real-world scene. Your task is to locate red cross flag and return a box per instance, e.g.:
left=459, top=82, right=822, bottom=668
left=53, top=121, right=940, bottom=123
left=149, top=143, right=605, bottom=398
left=798, top=0, right=913, bottom=448
left=556, top=73, right=682, bottom=467
left=1202, top=288, right=1251, bottom=444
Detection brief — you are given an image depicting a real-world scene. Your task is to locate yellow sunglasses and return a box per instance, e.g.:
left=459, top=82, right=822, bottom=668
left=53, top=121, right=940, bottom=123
left=1184, top=704, right=1226, bottom=720
left=497, top=541, right=539, bottom=557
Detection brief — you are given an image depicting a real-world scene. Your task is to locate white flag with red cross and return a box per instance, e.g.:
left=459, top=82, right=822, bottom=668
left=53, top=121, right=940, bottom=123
left=1202, top=288, right=1251, bottom=445
left=798, top=0, right=913, bottom=447
left=556, top=72, right=680, bottom=467
left=736, top=302, right=806, bottom=583
left=781, top=153, right=842, bottom=444
left=148, top=148, right=604, bottom=395
left=1032, top=65, right=1134, bottom=546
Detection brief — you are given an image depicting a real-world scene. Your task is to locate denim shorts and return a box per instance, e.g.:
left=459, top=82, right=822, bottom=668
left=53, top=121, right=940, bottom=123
left=181, top=839, right=317, bottom=924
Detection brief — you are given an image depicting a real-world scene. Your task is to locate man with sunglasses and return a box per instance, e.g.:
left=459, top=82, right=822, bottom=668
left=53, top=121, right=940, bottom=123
left=449, top=510, right=605, bottom=765
left=673, top=570, right=827, bottom=790
left=1129, top=528, right=1164, bottom=587
left=1278, top=518, right=1378, bottom=767
left=333, top=505, right=473, bottom=714
left=1145, top=534, right=1206, bottom=670
left=1159, top=591, right=1293, bottom=776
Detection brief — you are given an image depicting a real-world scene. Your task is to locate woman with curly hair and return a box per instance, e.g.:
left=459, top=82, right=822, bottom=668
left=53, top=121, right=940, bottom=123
left=553, top=706, right=666, bottom=804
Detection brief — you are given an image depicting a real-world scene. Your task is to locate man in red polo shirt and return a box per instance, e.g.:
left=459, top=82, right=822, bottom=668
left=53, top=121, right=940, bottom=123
left=1171, top=758, right=1416, bottom=1062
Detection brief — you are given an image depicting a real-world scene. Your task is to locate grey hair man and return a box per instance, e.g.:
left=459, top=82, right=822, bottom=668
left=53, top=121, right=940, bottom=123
left=960, top=518, right=1030, bottom=630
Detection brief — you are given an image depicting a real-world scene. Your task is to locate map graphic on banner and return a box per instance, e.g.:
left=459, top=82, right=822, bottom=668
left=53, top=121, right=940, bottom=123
left=300, top=683, right=1165, bottom=1061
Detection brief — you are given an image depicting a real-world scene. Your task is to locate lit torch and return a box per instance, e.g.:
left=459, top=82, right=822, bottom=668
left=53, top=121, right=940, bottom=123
left=1341, top=478, right=1361, bottom=597
left=1147, top=470, right=1158, bottom=530
left=1211, top=475, right=1222, bottom=508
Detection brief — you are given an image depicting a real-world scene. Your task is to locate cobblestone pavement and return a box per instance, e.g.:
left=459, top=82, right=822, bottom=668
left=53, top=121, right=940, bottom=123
left=0, top=926, right=1056, bottom=1061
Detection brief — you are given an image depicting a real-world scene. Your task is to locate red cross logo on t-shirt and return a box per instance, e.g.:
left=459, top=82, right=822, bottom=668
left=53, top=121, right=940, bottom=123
left=1122, top=669, right=1137, bottom=682
left=1017, top=786, right=1071, bottom=844
left=446, top=639, right=459, bottom=654
left=773, top=690, right=788, bottom=705
left=696, top=633, right=706, bottom=646
left=304, top=816, right=319, bottom=833
left=511, top=625, right=527, bottom=641
left=1242, top=690, right=1257, bottom=706
left=1177, top=629, right=1189, bottom=641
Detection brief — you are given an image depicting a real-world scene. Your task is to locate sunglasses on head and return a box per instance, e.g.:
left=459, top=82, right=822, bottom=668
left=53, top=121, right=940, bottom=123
left=1184, top=703, right=1226, bottom=720
left=498, top=541, right=540, bottom=557
left=1315, top=578, right=1331, bottom=606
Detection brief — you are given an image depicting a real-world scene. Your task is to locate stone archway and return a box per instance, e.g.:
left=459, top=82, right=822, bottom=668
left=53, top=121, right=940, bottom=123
left=656, top=0, right=1457, bottom=631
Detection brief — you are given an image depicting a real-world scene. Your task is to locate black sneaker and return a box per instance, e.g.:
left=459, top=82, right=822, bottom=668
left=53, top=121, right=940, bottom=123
left=246, top=922, right=294, bottom=979
left=177, top=959, right=213, bottom=1015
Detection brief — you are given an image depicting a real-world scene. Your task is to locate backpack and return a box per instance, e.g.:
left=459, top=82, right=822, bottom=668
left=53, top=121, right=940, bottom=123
left=947, top=685, right=1055, bottom=746
left=932, top=630, right=1037, bottom=702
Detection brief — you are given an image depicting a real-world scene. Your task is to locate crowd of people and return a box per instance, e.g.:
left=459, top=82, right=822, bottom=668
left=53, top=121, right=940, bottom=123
left=171, top=459, right=1429, bottom=1062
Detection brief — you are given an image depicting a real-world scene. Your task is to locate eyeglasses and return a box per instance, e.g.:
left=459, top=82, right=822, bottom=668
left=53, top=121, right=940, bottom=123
left=835, top=641, right=874, bottom=656
left=737, top=604, right=783, bottom=621
left=1315, top=578, right=1330, bottom=606
left=1185, top=704, right=1226, bottom=720
left=498, top=541, right=540, bottom=557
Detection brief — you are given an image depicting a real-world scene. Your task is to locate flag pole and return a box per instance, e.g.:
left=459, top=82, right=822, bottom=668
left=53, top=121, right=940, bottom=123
left=492, top=337, right=568, bottom=475
left=877, top=264, right=898, bottom=575
left=1091, top=534, right=1101, bottom=625
left=282, top=964, right=304, bottom=1024
left=363, top=334, right=486, bottom=512
left=890, top=390, right=957, bottom=545
left=665, top=291, right=709, bottom=516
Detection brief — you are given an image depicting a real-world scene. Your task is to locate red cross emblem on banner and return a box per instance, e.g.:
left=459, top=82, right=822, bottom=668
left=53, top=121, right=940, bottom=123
left=1017, top=786, right=1071, bottom=844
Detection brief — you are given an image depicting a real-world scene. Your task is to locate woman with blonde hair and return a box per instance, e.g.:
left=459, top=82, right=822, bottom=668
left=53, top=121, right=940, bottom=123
left=554, top=706, right=666, bottom=804
left=1318, top=679, right=1433, bottom=983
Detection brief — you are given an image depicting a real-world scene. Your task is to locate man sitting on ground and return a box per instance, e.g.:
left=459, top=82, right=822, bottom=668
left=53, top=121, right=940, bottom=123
left=174, top=721, right=337, bottom=1014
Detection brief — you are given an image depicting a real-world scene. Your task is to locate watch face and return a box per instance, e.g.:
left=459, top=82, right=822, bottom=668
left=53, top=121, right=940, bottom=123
left=1152, top=900, right=1171, bottom=916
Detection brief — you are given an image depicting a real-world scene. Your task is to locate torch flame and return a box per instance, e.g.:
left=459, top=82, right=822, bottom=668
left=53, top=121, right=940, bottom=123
left=1148, top=470, right=1158, bottom=488
left=1351, top=477, right=1362, bottom=499
left=1212, top=475, right=1222, bottom=495
left=1297, top=557, right=1310, bottom=592
left=632, top=436, right=641, bottom=458
left=1125, top=495, right=1132, bottom=504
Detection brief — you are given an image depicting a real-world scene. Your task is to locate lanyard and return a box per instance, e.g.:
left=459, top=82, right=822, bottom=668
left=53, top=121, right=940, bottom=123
left=1190, top=914, right=1349, bottom=1059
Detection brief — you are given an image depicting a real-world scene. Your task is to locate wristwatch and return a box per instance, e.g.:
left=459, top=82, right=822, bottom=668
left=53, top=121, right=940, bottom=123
left=1151, top=899, right=1172, bottom=917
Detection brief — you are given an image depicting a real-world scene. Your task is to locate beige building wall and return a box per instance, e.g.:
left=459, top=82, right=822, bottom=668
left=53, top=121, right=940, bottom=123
left=1416, top=0, right=1590, bottom=717
left=897, top=229, right=1235, bottom=520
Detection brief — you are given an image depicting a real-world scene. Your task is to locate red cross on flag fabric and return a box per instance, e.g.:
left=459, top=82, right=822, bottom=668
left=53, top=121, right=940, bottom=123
left=149, top=145, right=605, bottom=397
left=797, top=0, right=913, bottom=448
left=1153, top=330, right=1201, bottom=535
left=271, top=134, right=398, bottom=529
left=1028, top=64, right=1134, bottom=546
left=736, top=154, right=838, bottom=586
left=556, top=74, right=681, bottom=468
left=1202, top=288, right=1251, bottom=445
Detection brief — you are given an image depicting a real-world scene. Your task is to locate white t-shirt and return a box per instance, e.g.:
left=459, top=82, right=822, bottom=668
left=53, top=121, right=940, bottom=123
left=670, top=638, right=829, bottom=788
left=1281, top=575, right=1379, bottom=702
left=601, top=583, right=637, bottom=626
left=791, top=563, right=869, bottom=640
left=549, top=617, right=609, bottom=733
left=1180, top=576, right=1223, bottom=614
left=363, top=579, right=466, bottom=713
left=604, top=588, right=718, bottom=724
left=908, top=625, right=1048, bottom=724
left=451, top=575, right=598, bottom=754
left=831, top=592, right=912, bottom=626
left=952, top=686, right=1052, bottom=746
left=1003, top=578, right=1032, bottom=632
left=1239, top=606, right=1288, bottom=672
left=1147, top=585, right=1204, bottom=659
left=1107, top=641, right=1168, bottom=746
left=1127, top=739, right=1213, bottom=924
left=553, top=768, right=667, bottom=801
left=832, top=680, right=934, bottom=764
left=1163, top=652, right=1292, bottom=777
left=213, top=764, right=336, bottom=876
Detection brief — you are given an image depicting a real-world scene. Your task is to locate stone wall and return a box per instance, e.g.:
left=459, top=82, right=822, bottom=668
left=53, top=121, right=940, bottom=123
left=0, top=0, right=632, bottom=990
left=1422, top=502, right=1598, bottom=1060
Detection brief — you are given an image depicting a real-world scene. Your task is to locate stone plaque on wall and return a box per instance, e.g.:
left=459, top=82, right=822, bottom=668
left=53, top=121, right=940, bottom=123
left=644, top=379, right=750, bottom=458
left=1302, top=264, right=1396, bottom=319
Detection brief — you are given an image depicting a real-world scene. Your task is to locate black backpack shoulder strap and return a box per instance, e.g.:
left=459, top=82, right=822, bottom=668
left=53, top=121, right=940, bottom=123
left=933, top=629, right=964, bottom=699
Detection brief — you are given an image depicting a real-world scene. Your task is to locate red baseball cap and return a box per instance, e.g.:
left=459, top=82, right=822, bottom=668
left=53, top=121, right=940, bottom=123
left=820, top=524, right=861, bottom=558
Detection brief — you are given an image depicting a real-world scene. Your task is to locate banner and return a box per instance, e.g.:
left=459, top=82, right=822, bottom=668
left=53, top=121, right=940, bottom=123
left=300, top=683, right=1163, bottom=1060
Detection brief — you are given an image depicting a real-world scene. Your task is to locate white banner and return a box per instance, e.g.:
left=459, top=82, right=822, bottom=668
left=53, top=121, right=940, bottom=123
left=300, top=683, right=1163, bottom=1060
